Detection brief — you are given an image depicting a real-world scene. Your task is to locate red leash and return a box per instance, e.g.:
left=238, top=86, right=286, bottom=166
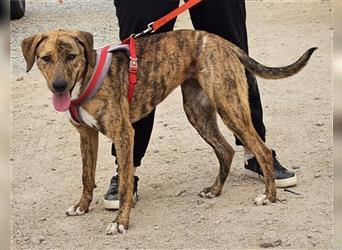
left=134, top=0, right=202, bottom=38
left=150, top=0, right=202, bottom=33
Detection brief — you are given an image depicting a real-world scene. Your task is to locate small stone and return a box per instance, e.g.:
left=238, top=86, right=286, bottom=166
left=51, top=168, right=56, bottom=171
left=16, top=76, right=24, bottom=81
left=260, top=242, right=274, bottom=248
left=315, top=122, right=324, bottom=126
left=154, top=225, right=159, bottom=230
left=311, top=241, right=318, bottom=247
left=39, top=217, right=47, bottom=222
left=33, top=236, right=45, bottom=245
left=274, top=239, right=282, bottom=246
left=176, top=190, right=186, bottom=196
left=314, top=174, right=321, bottom=178
left=196, top=200, right=204, bottom=205
left=277, top=198, right=287, bottom=203
left=153, top=149, right=159, bottom=153
left=292, top=166, right=300, bottom=170
left=163, top=123, right=168, bottom=127
left=151, top=183, right=162, bottom=189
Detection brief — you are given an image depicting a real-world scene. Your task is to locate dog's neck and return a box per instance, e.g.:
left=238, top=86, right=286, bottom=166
left=71, top=51, right=96, bottom=101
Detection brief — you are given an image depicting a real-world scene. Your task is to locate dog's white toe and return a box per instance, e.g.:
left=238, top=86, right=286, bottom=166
left=66, top=205, right=85, bottom=216
left=66, top=205, right=77, bottom=216
left=75, top=207, right=85, bottom=215
left=106, top=223, right=127, bottom=235
left=254, top=194, right=270, bottom=206
left=199, top=192, right=206, bottom=198
left=106, top=223, right=118, bottom=235
left=205, top=192, right=215, bottom=198
left=199, top=191, right=215, bottom=199
left=117, top=224, right=127, bottom=234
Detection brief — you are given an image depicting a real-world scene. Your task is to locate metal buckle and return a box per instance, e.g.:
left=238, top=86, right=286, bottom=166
left=129, top=57, right=138, bottom=72
left=134, top=22, right=155, bottom=39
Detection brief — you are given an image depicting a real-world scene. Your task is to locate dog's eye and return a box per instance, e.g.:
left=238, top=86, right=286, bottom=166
left=67, top=54, right=77, bottom=61
left=41, top=55, right=51, bottom=63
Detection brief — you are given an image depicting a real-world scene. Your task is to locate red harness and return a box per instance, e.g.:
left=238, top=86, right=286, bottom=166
left=69, top=0, right=202, bottom=124
left=69, top=39, right=137, bottom=123
left=122, top=36, right=138, bottom=104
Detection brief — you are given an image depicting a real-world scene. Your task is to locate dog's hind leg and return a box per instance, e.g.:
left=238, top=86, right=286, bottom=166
left=66, top=124, right=99, bottom=216
left=220, top=112, right=276, bottom=204
left=199, top=71, right=276, bottom=204
left=181, top=79, right=235, bottom=198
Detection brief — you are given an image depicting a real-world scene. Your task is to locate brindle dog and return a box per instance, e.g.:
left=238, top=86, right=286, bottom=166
left=21, top=29, right=316, bottom=234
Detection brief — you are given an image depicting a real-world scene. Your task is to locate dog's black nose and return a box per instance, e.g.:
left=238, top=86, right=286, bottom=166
left=52, top=79, right=67, bottom=92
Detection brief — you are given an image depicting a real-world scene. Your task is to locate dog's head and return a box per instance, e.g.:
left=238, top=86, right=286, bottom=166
left=21, top=29, right=95, bottom=111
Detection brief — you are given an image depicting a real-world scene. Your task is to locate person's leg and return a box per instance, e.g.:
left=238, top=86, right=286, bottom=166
left=189, top=0, right=296, bottom=187
left=112, top=0, right=180, bottom=166
left=104, top=0, right=180, bottom=209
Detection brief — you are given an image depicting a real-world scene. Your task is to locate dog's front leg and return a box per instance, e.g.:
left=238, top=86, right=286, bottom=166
left=106, top=119, right=135, bottom=235
left=66, top=124, right=99, bottom=216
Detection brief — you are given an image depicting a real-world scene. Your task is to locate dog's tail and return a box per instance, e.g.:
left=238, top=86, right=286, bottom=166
left=232, top=46, right=317, bottom=79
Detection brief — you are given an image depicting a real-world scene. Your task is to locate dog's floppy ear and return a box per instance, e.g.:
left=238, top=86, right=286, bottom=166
left=21, top=33, right=46, bottom=72
left=72, top=31, right=95, bottom=67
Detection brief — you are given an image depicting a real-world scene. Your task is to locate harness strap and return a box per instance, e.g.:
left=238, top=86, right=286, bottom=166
left=71, top=45, right=111, bottom=106
left=122, top=36, right=138, bottom=104
left=69, top=44, right=130, bottom=123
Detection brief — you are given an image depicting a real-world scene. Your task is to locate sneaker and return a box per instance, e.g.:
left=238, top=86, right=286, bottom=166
left=244, top=150, right=297, bottom=188
left=103, top=175, right=139, bottom=210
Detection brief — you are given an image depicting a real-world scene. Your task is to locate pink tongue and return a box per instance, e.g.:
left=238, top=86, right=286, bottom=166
left=52, top=91, right=71, bottom=112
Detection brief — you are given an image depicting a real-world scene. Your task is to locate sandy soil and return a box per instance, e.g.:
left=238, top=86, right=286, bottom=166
left=10, top=1, right=333, bottom=249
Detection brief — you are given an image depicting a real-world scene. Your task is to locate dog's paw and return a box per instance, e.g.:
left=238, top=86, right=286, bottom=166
left=254, top=194, right=270, bottom=206
left=65, top=205, right=86, bottom=216
left=199, top=187, right=220, bottom=199
left=106, top=222, right=127, bottom=235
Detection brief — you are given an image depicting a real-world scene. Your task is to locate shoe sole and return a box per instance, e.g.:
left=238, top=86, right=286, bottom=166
left=103, top=194, right=138, bottom=210
left=244, top=169, right=297, bottom=188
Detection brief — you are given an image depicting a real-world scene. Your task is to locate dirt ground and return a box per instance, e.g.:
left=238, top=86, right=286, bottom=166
left=10, top=1, right=333, bottom=249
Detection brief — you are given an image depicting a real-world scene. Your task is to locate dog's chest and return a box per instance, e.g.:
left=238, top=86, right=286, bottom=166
left=66, top=108, right=99, bottom=129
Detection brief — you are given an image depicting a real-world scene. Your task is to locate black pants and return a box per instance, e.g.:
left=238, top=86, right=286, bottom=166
left=112, top=0, right=266, bottom=167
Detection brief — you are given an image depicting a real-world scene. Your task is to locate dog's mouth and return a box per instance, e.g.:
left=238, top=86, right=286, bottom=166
left=51, top=83, right=76, bottom=112
left=52, top=91, right=71, bottom=112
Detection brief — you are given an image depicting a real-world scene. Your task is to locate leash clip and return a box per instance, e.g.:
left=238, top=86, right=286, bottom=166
left=134, top=22, right=155, bottom=39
